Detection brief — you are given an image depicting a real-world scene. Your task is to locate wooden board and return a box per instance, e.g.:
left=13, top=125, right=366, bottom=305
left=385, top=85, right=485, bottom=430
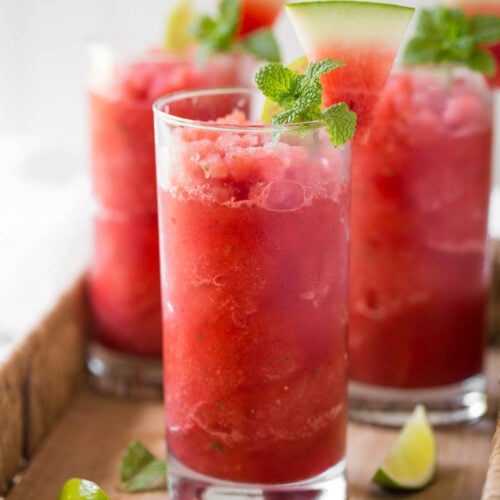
left=2, top=238, right=499, bottom=499
left=0, top=276, right=88, bottom=494
left=5, top=349, right=499, bottom=500
left=483, top=416, right=500, bottom=500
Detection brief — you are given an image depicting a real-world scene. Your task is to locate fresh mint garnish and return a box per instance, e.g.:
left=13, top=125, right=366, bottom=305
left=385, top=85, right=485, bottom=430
left=191, top=0, right=280, bottom=64
left=323, top=103, right=358, bottom=148
left=255, top=59, right=357, bottom=147
left=191, top=0, right=240, bottom=54
left=403, top=6, right=500, bottom=76
left=123, top=459, right=167, bottom=492
left=119, top=440, right=167, bottom=492
left=58, top=443, right=168, bottom=499
left=240, top=28, right=281, bottom=63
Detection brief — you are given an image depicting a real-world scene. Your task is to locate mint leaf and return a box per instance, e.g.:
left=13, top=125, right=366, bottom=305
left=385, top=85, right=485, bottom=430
left=124, top=459, right=167, bottom=492
left=295, top=60, right=345, bottom=110
left=403, top=38, right=441, bottom=65
left=471, top=15, right=500, bottom=44
left=191, top=0, right=281, bottom=63
left=323, top=103, right=357, bottom=148
left=255, top=62, right=297, bottom=106
left=305, top=59, right=345, bottom=80
left=218, top=0, right=241, bottom=46
left=272, top=107, right=322, bottom=125
left=240, top=28, right=281, bottom=62
left=403, top=5, right=500, bottom=75
left=453, top=35, right=476, bottom=57
left=191, top=0, right=240, bottom=55
left=414, top=8, right=436, bottom=37
left=119, top=440, right=155, bottom=483
left=469, top=48, right=497, bottom=76
left=119, top=441, right=167, bottom=492
left=191, top=15, right=217, bottom=41
left=255, top=58, right=356, bottom=147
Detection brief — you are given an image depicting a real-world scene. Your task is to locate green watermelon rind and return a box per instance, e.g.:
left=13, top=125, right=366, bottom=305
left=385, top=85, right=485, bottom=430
left=284, top=1, right=415, bottom=135
left=285, top=1, right=415, bottom=47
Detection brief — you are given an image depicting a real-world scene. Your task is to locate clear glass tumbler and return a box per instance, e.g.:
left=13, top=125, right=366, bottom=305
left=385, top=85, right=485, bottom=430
left=348, top=64, right=493, bottom=426
left=86, top=43, right=255, bottom=398
left=154, top=88, right=351, bottom=498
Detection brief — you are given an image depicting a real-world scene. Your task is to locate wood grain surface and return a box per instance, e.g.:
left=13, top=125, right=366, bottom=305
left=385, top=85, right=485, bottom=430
left=4, top=348, right=499, bottom=500
left=2, top=240, right=499, bottom=499
left=0, top=276, right=88, bottom=495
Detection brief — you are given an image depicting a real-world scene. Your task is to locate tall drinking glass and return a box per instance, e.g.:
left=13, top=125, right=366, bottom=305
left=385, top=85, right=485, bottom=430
left=348, top=64, right=493, bottom=426
left=154, top=88, right=351, bottom=498
left=86, top=44, right=254, bottom=398
left=444, top=1, right=500, bottom=248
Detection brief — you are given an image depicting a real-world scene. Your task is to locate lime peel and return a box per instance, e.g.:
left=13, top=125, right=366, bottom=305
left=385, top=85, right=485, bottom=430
left=165, top=0, right=195, bottom=52
left=58, top=478, right=110, bottom=500
left=372, top=405, right=437, bottom=491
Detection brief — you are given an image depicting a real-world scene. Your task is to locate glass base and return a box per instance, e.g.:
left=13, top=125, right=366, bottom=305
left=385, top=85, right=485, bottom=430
left=348, top=374, right=487, bottom=427
left=86, top=341, right=163, bottom=399
left=167, top=456, right=346, bottom=499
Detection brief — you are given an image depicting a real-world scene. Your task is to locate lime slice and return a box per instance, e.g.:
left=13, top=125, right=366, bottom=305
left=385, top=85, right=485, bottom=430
left=261, top=55, right=308, bottom=123
left=165, top=0, right=195, bottom=52
left=58, top=478, right=110, bottom=500
left=372, top=405, right=436, bottom=490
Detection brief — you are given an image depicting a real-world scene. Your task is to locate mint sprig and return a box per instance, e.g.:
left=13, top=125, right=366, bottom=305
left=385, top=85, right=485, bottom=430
left=403, top=6, right=500, bottom=76
left=191, top=0, right=240, bottom=54
left=119, top=440, right=167, bottom=492
left=255, top=59, right=357, bottom=147
left=58, top=442, right=168, bottom=499
left=240, top=28, right=281, bottom=63
left=191, top=0, right=280, bottom=64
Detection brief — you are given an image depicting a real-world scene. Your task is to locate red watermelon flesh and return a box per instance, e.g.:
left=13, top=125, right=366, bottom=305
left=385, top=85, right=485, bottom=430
left=238, top=0, right=285, bottom=36
left=316, top=44, right=402, bottom=138
left=285, top=1, right=415, bottom=139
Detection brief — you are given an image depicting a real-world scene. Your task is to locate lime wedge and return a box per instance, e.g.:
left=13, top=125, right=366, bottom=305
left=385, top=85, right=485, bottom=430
left=58, top=478, right=110, bottom=500
left=373, top=405, right=436, bottom=490
left=261, top=55, right=308, bottom=123
left=165, top=0, right=195, bottom=52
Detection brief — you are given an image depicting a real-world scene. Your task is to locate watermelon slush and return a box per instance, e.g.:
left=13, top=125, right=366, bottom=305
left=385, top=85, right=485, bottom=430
left=349, top=66, right=492, bottom=389
left=88, top=49, right=253, bottom=357
left=154, top=91, right=350, bottom=485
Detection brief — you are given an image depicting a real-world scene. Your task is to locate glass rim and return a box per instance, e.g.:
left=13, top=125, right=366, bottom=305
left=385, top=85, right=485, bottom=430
left=152, top=87, right=325, bottom=133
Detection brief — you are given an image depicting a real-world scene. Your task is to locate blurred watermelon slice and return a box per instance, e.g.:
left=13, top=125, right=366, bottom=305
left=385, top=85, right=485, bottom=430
left=239, top=0, right=285, bottom=36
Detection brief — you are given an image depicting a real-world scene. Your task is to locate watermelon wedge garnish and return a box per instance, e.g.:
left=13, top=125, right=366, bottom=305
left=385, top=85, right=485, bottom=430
left=285, top=1, right=414, bottom=138
left=238, top=0, right=285, bottom=36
